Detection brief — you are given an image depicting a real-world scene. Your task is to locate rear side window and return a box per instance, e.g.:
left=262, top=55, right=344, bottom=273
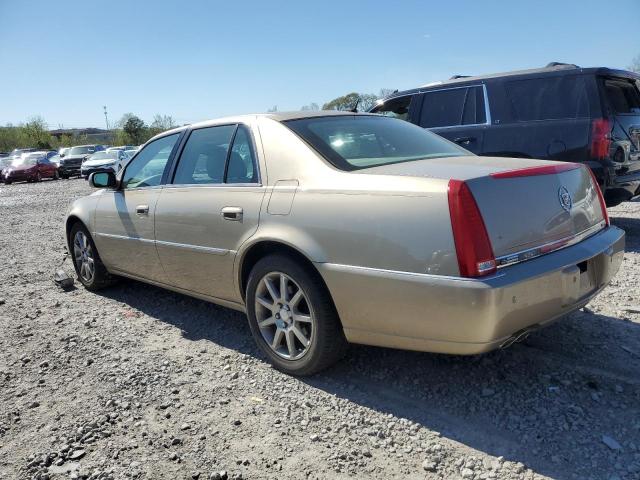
left=418, top=86, right=486, bottom=128
left=172, top=124, right=259, bottom=185
left=604, top=78, right=640, bottom=114
left=506, top=75, right=590, bottom=121
left=371, top=95, right=414, bottom=121
left=173, top=125, right=236, bottom=185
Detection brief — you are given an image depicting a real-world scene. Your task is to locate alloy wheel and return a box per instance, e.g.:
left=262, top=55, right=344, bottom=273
left=73, top=231, right=95, bottom=283
left=254, top=271, right=315, bottom=360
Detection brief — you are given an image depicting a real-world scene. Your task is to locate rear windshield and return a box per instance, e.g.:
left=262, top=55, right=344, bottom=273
left=604, top=78, right=640, bottom=114
left=284, top=115, right=470, bottom=171
left=506, top=75, right=590, bottom=121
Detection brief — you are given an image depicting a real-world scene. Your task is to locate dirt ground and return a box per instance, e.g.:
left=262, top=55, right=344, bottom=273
left=1, top=178, right=639, bottom=480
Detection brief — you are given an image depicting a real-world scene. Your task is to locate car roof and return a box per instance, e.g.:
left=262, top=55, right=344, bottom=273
left=382, top=64, right=640, bottom=100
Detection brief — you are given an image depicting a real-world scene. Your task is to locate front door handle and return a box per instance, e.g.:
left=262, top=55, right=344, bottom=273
left=136, top=205, right=149, bottom=216
left=221, top=206, right=243, bottom=221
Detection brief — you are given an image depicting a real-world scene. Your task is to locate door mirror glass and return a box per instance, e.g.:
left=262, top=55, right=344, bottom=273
left=89, top=171, right=116, bottom=188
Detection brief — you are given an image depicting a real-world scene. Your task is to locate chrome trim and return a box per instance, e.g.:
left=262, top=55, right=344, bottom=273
left=94, top=232, right=233, bottom=256
left=155, top=239, right=231, bottom=256
left=320, top=263, right=504, bottom=283
left=163, top=183, right=263, bottom=190
left=94, top=232, right=154, bottom=243
left=495, top=222, right=606, bottom=268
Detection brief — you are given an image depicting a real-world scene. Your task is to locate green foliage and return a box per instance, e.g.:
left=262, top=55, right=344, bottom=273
left=123, top=115, right=146, bottom=144
left=321, top=88, right=394, bottom=112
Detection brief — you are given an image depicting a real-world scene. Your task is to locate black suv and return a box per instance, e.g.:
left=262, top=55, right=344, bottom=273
left=370, top=63, right=640, bottom=205
left=58, top=145, right=104, bottom=179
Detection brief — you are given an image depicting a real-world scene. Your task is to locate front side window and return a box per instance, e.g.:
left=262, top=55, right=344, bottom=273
left=506, top=75, right=590, bottom=121
left=173, top=125, right=236, bottom=185
left=122, top=133, right=180, bottom=189
left=371, top=95, right=413, bottom=121
left=285, top=115, right=471, bottom=171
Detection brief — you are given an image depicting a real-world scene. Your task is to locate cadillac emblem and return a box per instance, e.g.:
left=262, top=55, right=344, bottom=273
left=558, top=186, right=572, bottom=212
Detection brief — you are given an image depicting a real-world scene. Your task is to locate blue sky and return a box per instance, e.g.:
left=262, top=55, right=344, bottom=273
left=0, top=0, right=638, bottom=128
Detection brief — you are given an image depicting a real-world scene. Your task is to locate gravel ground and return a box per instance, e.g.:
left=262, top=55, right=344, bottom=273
left=0, top=178, right=639, bottom=480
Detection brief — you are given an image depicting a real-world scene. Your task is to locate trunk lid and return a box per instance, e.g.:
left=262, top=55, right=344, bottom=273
left=466, top=164, right=606, bottom=260
left=358, top=156, right=606, bottom=265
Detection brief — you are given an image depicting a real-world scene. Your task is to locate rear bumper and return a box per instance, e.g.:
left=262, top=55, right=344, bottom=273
left=317, top=226, right=625, bottom=354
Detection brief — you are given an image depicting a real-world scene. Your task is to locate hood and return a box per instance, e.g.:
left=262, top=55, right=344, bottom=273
left=64, top=154, right=91, bottom=161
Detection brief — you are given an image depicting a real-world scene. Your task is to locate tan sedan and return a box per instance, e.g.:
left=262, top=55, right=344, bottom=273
left=64, top=111, right=624, bottom=375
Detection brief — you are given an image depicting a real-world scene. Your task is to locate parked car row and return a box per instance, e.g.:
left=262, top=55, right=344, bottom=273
left=1, top=144, right=140, bottom=184
left=370, top=62, right=640, bottom=206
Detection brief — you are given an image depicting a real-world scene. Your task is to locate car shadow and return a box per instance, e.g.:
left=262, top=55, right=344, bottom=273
left=96, top=280, right=640, bottom=480
left=611, top=215, right=640, bottom=253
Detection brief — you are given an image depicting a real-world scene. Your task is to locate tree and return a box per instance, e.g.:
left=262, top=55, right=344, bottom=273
left=378, top=88, right=396, bottom=99
left=322, top=92, right=360, bottom=111
left=123, top=115, right=146, bottom=144
left=358, top=94, right=379, bottom=112
left=630, top=54, right=640, bottom=73
left=150, top=114, right=176, bottom=131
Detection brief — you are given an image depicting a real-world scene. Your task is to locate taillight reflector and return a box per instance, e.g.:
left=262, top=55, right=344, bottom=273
left=591, top=118, right=611, bottom=160
left=585, top=167, right=610, bottom=226
left=448, top=180, right=496, bottom=277
left=490, top=163, right=581, bottom=179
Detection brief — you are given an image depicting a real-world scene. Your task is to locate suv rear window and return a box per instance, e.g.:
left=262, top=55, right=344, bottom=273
left=418, top=86, right=486, bottom=128
left=506, top=75, right=590, bottom=121
left=604, top=78, right=640, bottom=114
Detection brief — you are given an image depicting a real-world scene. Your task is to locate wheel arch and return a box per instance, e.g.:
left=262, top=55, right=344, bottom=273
left=237, top=239, right=328, bottom=303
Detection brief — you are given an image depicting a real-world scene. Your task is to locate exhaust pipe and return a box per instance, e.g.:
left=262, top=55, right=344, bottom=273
left=499, top=326, right=539, bottom=349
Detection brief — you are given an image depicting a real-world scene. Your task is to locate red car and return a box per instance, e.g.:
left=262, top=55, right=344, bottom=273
left=1, top=151, right=59, bottom=184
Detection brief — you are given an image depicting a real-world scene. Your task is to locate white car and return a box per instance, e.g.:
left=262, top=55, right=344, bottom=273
left=80, top=150, right=128, bottom=178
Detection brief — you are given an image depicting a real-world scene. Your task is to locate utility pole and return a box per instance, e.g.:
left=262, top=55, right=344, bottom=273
left=103, top=106, right=109, bottom=130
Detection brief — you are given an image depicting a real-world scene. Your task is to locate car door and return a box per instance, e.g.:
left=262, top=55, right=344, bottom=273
left=154, top=123, right=265, bottom=301
left=93, top=133, right=181, bottom=281
left=414, top=85, right=488, bottom=154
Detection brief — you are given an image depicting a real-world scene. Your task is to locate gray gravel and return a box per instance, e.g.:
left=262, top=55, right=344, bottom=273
left=1, top=178, right=639, bottom=480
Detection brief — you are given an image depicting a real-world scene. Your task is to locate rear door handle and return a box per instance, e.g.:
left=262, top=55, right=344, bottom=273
left=454, top=136, right=476, bottom=145
left=221, top=206, right=243, bottom=221
left=136, top=205, right=149, bottom=216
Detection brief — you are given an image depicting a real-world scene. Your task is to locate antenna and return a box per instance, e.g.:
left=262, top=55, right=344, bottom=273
left=349, top=97, right=360, bottom=113
left=103, top=106, right=109, bottom=130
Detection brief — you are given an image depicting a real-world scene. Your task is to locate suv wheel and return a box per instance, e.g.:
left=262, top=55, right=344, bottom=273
left=246, top=254, right=347, bottom=375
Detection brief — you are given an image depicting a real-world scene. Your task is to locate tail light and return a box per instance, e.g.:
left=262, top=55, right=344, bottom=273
left=448, top=180, right=496, bottom=277
left=585, top=167, right=610, bottom=226
left=591, top=118, right=611, bottom=160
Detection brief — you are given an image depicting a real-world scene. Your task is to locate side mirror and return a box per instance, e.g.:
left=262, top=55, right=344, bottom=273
left=89, top=171, right=116, bottom=189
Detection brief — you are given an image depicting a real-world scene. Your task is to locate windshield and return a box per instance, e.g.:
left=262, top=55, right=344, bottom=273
left=89, top=151, right=117, bottom=160
left=69, top=146, right=96, bottom=155
left=284, top=115, right=471, bottom=171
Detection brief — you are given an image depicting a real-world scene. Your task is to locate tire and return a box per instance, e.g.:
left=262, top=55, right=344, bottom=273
left=246, top=254, right=347, bottom=375
left=53, top=170, right=59, bottom=180
left=35, top=172, right=42, bottom=182
left=3, top=180, right=11, bottom=185
left=61, top=173, right=69, bottom=179
left=69, top=222, right=115, bottom=290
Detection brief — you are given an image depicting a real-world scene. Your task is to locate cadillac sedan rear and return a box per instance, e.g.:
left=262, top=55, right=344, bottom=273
left=66, top=112, right=624, bottom=375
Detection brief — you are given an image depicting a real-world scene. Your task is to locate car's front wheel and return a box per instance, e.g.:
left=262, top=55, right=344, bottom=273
left=69, top=223, right=115, bottom=290
left=246, top=254, right=347, bottom=375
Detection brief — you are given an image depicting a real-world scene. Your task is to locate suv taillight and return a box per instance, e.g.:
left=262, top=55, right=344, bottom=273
left=448, top=180, right=496, bottom=277
left=585, top=167, right=610, bottom=226
left=591, top=118, right=611, bottom=160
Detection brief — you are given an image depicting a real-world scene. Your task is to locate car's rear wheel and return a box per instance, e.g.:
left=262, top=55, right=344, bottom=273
left=53, top=170, right=59, bottom=180
left=35, top=172, right=41, bottom=182
left=69, top=223, right=115, bottom=290
left=246, top=254, right=347, bottom=375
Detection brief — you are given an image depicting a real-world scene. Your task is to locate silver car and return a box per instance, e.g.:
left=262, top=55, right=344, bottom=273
left=64, top=112, right=624, bottom=375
